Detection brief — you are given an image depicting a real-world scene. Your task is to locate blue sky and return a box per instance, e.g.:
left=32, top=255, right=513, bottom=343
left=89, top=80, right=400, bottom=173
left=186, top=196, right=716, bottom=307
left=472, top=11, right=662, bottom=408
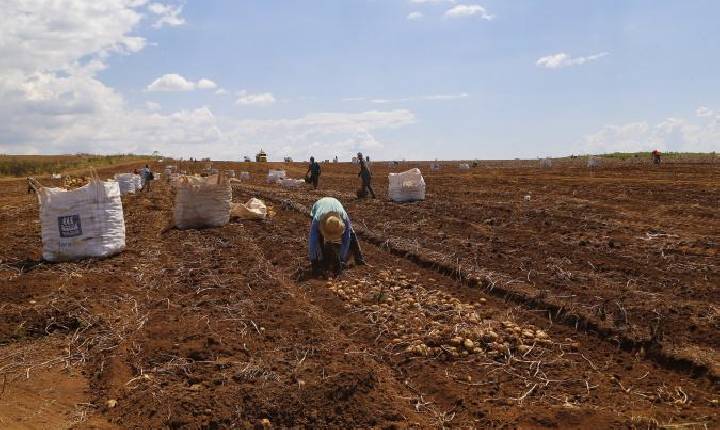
left=1, top=0, right=719, bottom=160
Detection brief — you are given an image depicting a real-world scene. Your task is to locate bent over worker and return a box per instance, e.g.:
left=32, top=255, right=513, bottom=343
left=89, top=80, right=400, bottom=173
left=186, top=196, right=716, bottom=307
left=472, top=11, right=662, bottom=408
left=308, top=197, right=364, bottom=276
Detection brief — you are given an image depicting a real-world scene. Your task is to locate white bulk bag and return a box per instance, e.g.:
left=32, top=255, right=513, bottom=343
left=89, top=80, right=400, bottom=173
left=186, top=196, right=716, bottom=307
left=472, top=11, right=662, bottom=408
left=280, top=178, right=305, bottom=188
left=267, top=170, right=286, bottom=183
left=35, top=176, right=125, bottom=262
left=388, top=168, right=426, bottom=202
left=230, top=198, right=267, bottom=220
left=133, top=174, right=143, bottom=191
left=174, top=175, right=232, bottom=229
left=239, top=172, right=250, bottom=180
left=587, top=156, right=600, bottom=168
left=169, top=172, right=182, bottom=187
left=114, top=173, right=136, bottom=195
left=458, top=163, right=470, bottom=170
left=540, top=158, right=553, bottom=168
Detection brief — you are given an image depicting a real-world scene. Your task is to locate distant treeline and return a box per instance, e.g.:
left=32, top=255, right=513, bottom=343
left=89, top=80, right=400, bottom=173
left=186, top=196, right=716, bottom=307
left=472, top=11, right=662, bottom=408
left=0, top=154, right=151, bottom=177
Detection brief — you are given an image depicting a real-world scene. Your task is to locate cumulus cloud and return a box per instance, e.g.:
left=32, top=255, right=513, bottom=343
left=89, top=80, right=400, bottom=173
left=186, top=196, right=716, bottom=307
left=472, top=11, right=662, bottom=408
left=146, top=73, right=195, bottom=91
left=224, top=109, right=416, bottom=161
left=145, top=75, right=218, bottom=91
left=215, top=88, right=228, bottom=95
left=536, top=52, right=609, bottom=69
left=696, top=106, right=714, bottom=117
left=236, top=90, right=276, bottom=106
left=196, top=78, right=217, bottom=89
left=0, top=1, right=415, bottom=160
left=147, top=3, right=185, bottom=28
left=444, top=4, right=494, bottom=20
left=582, top=112, right=720, bottom=154
left=407, top=11, right=424, bottom=21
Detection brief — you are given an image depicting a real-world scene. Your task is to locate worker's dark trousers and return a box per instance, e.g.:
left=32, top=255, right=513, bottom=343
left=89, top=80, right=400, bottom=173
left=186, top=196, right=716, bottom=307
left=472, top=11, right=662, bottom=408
left=362, top=182, right=376, bottom=198
left=310, top=174, right=319, bottom=189
left=348, top=228, right=364, bottom=262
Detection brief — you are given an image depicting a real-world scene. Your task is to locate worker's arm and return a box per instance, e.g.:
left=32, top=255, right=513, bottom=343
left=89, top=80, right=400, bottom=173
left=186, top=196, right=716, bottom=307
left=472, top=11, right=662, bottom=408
left=308, top=220, right=323, bottom=262
left=339, top=216, right=352, bottom=262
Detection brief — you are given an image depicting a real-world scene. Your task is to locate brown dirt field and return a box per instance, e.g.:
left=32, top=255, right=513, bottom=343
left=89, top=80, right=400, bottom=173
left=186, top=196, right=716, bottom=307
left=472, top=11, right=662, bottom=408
left=0, top=158, right=718, bottom=428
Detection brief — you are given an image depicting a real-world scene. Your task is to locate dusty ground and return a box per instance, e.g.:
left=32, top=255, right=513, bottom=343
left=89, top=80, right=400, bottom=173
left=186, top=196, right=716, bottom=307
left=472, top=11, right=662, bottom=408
left=0, top=158, right=718, bottom=429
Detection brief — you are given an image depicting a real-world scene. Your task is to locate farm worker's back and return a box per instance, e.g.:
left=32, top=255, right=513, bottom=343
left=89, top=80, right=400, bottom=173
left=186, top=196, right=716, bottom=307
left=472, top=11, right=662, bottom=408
left=308, top=197, right=364, bottom=275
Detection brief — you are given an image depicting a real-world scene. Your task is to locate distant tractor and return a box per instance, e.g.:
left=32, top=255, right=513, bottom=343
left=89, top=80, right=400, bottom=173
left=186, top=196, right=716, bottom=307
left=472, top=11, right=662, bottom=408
left=243, top=155, right=251, bottom=162
left=283, top=156, right=293, bottom=163
left=256, top=149, right=268, bottom=163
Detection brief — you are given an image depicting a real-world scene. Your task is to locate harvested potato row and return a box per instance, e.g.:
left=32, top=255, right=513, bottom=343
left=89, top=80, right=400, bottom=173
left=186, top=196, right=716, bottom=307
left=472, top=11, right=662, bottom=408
left=325, top=269, right=559, bottom=360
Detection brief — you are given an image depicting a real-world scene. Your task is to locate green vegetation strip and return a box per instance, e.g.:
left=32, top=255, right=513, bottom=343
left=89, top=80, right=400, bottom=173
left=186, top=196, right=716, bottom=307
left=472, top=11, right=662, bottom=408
left=0, top=154, right=152, bottom=177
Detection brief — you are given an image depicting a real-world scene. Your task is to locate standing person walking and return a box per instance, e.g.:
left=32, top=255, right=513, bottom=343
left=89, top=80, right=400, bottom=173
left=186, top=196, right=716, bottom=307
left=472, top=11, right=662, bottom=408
left=306, top=156, right=321, bottom=189
left=357, top=152, right=376, bottom=198
left=140, top=164, right=154, bottom=192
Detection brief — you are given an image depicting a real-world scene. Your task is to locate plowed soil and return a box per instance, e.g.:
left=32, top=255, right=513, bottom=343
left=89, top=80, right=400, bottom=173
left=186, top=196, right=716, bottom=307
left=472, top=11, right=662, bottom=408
left=0, top=158, right=718, bottom=429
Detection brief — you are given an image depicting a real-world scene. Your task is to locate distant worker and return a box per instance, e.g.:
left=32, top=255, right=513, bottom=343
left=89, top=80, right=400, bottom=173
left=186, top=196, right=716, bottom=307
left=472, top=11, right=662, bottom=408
left=652, top=149, right=661, bottom=165
left=27, top=177, right=36, bottom=194
left=357, top=152, right=376, bottom=198
left=308, top=197, right=365, bottom=276
left=140, top=164, right=154, bottom=192
left=306, top=156, right=321, bottom=189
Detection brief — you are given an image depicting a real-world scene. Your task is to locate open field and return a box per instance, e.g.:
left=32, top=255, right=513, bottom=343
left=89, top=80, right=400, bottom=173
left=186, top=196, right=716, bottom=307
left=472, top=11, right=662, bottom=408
left=0, top=157, right=718, bottom=428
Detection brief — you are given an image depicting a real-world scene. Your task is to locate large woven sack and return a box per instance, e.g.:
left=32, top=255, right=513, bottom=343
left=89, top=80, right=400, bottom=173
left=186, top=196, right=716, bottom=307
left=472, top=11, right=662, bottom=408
left=114, top=173, right=136, bottom=195
left=230, top=198, right=267, bottom=220
left=174, top=175, right=232, bottom=229
left=34, top=175, right=125, bottom=262
left=280, top=178, right=305, bottom=188
left=267, top=170, right=286, bottom=183
left=388, top=168, right=426, bottom=202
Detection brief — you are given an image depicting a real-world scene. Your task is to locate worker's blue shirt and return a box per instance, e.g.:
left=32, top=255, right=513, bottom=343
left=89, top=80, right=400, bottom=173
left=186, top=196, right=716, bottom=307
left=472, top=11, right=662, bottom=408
left=308, top=197, right=351, bottom=262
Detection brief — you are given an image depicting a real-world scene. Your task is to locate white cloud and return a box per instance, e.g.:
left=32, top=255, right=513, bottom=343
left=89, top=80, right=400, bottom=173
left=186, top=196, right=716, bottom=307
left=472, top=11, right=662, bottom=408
left=146, top=73, right=195, bottom=91
left=444, top=4, right=494, bottom=20
left=145, top=75, right=218, bottom=91
left=236, top=90, right=276, bottom=106
left=0, top=1, right=415, bottom=161
left=696, top=106, right=714, bottom=118
left=583, top=112, right=720, bottom=154
left=407, top=11, right=424, bottom=21
left=536, top=52, right=609, bottom=69
left=224, top=109, right=416, bottom=160
left=197, top=78, right=217, bottom=89
left=215, top=88, right=228, bottom=95
left=147, top=3, right=185, bottom=28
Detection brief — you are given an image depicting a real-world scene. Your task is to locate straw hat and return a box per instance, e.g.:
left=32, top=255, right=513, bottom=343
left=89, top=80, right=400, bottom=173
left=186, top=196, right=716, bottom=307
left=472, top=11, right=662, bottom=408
left=320, top=212, right=345, bottom=242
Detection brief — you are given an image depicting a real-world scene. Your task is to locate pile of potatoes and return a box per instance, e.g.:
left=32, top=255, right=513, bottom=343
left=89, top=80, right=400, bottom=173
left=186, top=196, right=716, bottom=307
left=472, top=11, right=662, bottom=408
left=63, top=176, right=89, bottom=188
left=326, top=269, right=555, bottom=360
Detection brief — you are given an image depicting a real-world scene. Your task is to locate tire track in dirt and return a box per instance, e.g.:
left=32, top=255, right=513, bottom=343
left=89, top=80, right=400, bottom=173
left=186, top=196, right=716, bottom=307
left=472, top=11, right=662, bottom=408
left=231, top=182, right=720, bottom=383
left=232, top=185, right=720, bottom=428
